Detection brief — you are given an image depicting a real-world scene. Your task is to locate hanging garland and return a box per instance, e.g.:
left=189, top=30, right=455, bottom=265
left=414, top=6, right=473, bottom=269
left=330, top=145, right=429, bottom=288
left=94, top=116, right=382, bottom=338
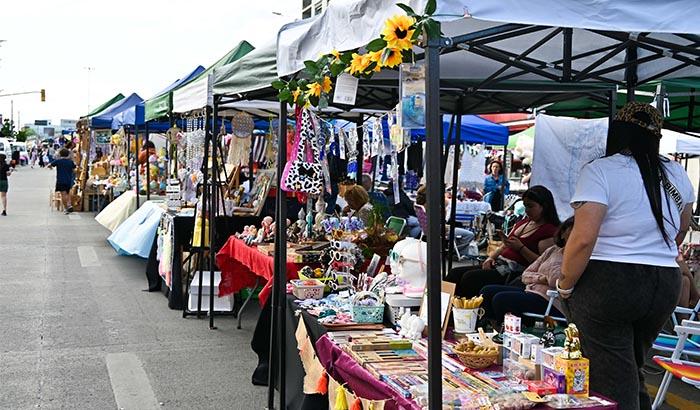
left=272, top=1, right=440, bottom=109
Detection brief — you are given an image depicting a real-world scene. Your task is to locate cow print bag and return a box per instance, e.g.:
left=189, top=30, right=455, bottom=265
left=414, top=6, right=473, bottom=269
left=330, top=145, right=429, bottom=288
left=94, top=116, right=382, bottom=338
left=282, top=108, right=324, bottom=196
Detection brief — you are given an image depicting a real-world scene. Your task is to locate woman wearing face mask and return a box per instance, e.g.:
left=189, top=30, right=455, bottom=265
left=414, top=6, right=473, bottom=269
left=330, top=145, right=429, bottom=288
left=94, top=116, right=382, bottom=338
left=559, top=102, right=694, bottom=409
left=446, top=185, right=560, bottom=297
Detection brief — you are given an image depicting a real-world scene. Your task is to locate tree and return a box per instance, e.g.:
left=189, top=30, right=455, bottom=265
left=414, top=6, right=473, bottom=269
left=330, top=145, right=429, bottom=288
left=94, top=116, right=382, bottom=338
left=16, top=127, right=35, bottom=142
left=0, top=119, right=15, bottom=138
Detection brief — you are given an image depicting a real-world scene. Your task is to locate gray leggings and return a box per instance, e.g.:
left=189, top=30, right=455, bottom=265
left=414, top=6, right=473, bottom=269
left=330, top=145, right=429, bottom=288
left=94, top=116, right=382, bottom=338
left=563, top=260, right=680, bottom=410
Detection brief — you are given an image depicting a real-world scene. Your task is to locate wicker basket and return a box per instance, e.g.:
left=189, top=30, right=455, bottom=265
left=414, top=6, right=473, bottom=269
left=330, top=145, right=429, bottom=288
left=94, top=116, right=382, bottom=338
left=297, top=271, right=335, bottom=292
left=454, top=350, right=499, bottom=369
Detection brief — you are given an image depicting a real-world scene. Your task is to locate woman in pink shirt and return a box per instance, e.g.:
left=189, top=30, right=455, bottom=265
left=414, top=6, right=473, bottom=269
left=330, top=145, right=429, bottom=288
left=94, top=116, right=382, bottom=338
left=480, top=217, right=574, bottom=327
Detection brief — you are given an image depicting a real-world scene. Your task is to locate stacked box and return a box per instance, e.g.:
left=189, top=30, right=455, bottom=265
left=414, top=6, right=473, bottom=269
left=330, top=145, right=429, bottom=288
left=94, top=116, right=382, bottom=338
left=554, top=356, right=590, bottom=397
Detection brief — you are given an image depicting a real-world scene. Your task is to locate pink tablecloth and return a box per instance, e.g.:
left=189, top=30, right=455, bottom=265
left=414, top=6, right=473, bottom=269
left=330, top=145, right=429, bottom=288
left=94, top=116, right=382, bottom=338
left=216, top=236, right=300, bottom=305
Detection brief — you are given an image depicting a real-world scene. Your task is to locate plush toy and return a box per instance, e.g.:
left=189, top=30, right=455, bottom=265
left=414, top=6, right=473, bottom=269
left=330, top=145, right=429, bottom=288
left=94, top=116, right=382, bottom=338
left=398, top=312, right=426, bottom=341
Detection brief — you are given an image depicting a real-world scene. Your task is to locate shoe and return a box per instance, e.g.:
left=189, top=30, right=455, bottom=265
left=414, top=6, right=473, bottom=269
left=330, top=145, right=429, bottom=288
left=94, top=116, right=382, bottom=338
left=64, top=207, right=73, bottom=215
left=1, top=210, right=5, bottom=216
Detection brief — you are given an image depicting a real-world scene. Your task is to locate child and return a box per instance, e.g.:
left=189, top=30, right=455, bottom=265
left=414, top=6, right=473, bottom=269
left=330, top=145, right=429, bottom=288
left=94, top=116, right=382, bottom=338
left=48, top=148, right=76, bottom=214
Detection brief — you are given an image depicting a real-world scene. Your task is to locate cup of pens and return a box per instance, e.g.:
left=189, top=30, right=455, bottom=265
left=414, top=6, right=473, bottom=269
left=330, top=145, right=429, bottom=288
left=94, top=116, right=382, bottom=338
left=453, top=295, right=485, bottom=334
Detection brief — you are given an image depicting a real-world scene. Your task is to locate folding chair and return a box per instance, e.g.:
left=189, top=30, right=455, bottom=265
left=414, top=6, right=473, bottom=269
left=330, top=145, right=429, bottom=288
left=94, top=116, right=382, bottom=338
left=522, top=289, right=568, bottom=324
left=652, top=299, right=700, bottom=357
left=651, top=320, right=700, bottom=409
left=385, top=216, right=406, bottom=236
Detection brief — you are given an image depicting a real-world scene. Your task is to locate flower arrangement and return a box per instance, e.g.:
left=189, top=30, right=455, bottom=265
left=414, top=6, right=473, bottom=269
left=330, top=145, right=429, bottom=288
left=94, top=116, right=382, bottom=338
left=272, top=1, right=439, bottom=109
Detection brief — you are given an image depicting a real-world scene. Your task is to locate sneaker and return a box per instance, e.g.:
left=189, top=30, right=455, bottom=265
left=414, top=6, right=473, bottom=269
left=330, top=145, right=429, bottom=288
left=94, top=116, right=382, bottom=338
left=1, top=210, right=5, bottom=216
left=64, top=207, right=74, bottom=215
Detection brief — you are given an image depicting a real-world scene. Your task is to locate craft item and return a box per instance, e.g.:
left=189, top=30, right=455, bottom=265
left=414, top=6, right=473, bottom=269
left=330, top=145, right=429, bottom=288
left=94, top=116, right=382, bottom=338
left=399, top=63, right=426, bottom=129
left=524, top=380, right=557, bottom=396
left=489, top=393, right=536, bottom=410
left=541, top=347, right=565, bottom=369
left=282, top=108, right=324, bottom=195
left=554, top=356, right=590, bottom=397
left=453, top=338, right=499, bottom=369
left=350, top=349, right=421, bottom=365
left=543, top=367, right=567, bottom=394
left=563, top=324, right=582, bottom=359
left=453, top=307, right=485, bottom=334
left=512, top=334, right=541, bottom=359
left=348, top=338, right=413, bottom=352
left=291, top=279, right=325, bottom=300
left=397, top=312, right=425, bottom=341
left=351, top=291, right=384, bottom=324
left=504, top=313, right=522, bottom=334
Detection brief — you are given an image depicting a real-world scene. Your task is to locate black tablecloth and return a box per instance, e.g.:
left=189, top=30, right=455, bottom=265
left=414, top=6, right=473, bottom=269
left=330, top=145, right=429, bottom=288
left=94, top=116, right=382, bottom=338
left=145, top=214, right=261, bottom=310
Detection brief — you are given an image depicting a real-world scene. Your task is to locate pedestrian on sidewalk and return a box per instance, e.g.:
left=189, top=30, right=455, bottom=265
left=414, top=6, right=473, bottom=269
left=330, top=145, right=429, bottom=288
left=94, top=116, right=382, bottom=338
left=0, top=154, right=12, bottom=216
left=48, top=148, right=76, bottom=214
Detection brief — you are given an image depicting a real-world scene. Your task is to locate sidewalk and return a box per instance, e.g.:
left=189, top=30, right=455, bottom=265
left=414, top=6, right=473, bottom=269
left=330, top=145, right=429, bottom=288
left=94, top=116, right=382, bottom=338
left=0, top=167, right=265, bottom=409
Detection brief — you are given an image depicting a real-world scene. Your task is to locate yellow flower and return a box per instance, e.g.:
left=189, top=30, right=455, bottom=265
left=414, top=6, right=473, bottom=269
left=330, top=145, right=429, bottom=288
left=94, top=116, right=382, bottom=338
left=330, top=49, right=341, bottom=62
left=321, top=76, right=332, bottom=94
left=346, top=53, right=371, bottom=75
left=306, top=82, right=323, bottom=98
left=379, top=47, right=403, bottom=68
left=292, top=88, right=301, bottom=103
left=381, top=14, right=416, bottom=51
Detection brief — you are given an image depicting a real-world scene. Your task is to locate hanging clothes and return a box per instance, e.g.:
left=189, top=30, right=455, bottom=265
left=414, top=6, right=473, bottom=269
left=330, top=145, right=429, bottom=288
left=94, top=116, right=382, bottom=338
left=406, top=143, right=424, bottom=178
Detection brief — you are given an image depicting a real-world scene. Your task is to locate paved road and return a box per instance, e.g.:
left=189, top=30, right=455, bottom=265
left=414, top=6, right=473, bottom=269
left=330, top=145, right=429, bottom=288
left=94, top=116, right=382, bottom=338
left=0, top=167, right=265, bottom=409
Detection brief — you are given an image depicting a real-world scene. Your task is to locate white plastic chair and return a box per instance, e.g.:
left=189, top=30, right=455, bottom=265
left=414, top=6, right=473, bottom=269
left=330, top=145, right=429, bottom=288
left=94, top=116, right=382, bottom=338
left=651, top=320, right=700, bottom=409
left=522, top=289, right=568, bottom=324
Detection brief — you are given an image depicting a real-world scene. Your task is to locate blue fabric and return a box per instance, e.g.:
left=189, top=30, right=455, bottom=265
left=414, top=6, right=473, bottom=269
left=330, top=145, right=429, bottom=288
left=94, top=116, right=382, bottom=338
left=107, top=201, right=165, bottom=258
left=50, top=159, right=75, bottom=185
left=90, top=93, right=143, bottom=129
left=378, top=115, right=509, bottom=146
left=483, top=174, right=510, bottom=196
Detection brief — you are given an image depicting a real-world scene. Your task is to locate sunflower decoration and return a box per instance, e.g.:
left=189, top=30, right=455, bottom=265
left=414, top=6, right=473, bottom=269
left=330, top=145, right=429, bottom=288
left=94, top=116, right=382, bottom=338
left=347, top=53, right=372, bottom=75
left=306, top=81, right=323, bottom=98
left=321, top=76, right=333, bottom=93
left=381, top=15, right=416, bottom=51
left=330, top=49, right=342, bottom=63
left=379, top=47, right=404, bottom=68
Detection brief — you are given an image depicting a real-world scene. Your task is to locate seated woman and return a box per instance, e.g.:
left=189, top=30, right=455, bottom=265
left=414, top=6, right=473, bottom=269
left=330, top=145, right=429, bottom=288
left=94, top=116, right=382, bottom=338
left=446, top=185, right=560, bottom=297
left=480, top=217, right=574, bottom=327
left=342, top=185, right=374, bottom=226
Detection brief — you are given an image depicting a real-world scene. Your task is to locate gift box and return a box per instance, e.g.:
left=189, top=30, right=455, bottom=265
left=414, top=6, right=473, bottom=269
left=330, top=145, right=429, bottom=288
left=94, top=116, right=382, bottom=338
left=543, top=367, right=566, bottom=394
left=555, top=356, right=590, bottom=397
left=504, top=313, right=521, bottom=334
left=511, top=334, right=540, bottom=358
left=524, top=380, right=557, bottom=396
left=541, top=346, right=565, bottom=369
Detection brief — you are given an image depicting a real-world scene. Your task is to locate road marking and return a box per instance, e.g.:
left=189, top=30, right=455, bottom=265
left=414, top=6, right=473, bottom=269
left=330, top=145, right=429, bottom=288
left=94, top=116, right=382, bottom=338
left=68, top=214, right=82, bottom=220
left=647, top=383, right=700, bottom=410
left=77, top=246, right=101, bottom=267
left=106, top=353, right=159, bottom=410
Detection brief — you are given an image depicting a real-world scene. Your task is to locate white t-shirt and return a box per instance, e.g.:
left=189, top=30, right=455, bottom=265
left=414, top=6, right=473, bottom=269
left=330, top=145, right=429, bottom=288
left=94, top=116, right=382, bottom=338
left=571, top=154, right=695, bottom=267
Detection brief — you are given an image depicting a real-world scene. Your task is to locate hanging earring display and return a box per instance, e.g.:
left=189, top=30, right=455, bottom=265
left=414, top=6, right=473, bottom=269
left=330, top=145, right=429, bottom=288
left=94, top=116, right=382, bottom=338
left=338, top=128, right=347, bottom=160
left=346, top=128, right=359, bottom=179
left=362, top=123, right=371, bottom=160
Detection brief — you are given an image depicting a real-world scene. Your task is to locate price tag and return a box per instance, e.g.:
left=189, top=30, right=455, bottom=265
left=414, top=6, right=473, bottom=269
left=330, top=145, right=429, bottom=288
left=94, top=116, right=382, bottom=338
left=333, top=73, right=359, bottom=106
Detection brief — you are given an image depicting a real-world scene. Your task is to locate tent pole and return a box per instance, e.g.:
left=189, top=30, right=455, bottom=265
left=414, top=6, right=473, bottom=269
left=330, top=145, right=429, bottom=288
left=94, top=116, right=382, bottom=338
left=356, top=116, right=364, bottom=184
left=424, top=25, right=443, bottom=410
left=126, top=127, right=131, bottom=191
left=606, top=89, right=617, bottom=155
left=197, top=108, right=211, bottom=319
left=145, top=122, right=151, bottom=201
left=441, top=113, right=455, bottom=275
left=135, top=124, right=140, bottom=208
left=268, top=101, right=288, bottom=410
left=447, top=106, right=463, bottom=276
left=209, top=102, right=218, bottom=330
left=624, top=43, right=638, bottom=102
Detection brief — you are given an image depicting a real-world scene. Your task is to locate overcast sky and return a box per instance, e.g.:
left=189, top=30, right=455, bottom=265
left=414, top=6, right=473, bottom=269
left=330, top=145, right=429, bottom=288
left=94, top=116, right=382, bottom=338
left=0, top=0, right=300, bottom=126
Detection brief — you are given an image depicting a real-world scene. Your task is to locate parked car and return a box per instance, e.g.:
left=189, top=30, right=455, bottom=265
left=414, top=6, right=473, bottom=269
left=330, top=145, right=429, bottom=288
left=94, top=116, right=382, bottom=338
left=0, top=138, right=11, bottom=163
left=11, top=142, right=29, bottom=165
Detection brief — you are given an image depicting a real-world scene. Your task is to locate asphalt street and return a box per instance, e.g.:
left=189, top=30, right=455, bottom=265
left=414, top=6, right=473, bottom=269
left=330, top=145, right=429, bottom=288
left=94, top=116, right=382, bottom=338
left=0, top=167, right=266, bottom=409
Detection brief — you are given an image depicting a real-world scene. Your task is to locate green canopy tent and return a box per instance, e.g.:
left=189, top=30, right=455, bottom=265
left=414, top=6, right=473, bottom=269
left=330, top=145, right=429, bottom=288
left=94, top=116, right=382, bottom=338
left=146, top=40, right=255, bottom=120
left=544, top=77, right=700, bottom=131
left=85, top=93, right=125, bottom=118
left=508, top=125, right=535, bottom=148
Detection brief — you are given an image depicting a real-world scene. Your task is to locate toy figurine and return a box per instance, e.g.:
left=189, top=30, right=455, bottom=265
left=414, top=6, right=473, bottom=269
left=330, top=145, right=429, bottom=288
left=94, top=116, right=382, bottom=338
left=563, top=324, right=582, bottom=359
left=314, top=198, right=327, bottom=230
left=539, top=316, right=557, bottom=348
left=245, top=227, right=258, bottom=246
left=261, top=216, right=274, bottom=238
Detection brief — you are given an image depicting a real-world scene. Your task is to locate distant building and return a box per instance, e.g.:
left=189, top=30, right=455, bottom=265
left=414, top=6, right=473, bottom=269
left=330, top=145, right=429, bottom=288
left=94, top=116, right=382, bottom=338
left=23, top=119, right=77, bottom=140
left=302, top=0, right=329, bottom=19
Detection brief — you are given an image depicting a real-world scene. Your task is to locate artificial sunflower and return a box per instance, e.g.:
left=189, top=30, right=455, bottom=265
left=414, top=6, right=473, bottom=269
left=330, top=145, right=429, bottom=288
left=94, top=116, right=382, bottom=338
left=330, top=49, right=342, bottom=62
left=346, top=53, right=371, bottom=75
left=306, top=82, right=323, bottom=98
left=321, top=76, right=332, bottom=93
left=379, top=47, right=403, bottom=68
left=381, top=14, right=416, bottom=51
left=292, top=88, right=302, bottom=103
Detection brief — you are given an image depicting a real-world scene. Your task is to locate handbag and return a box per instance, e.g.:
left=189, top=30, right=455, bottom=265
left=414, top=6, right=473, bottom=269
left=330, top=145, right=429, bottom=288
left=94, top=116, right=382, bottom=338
left=281, top=108, right=324, bottom=195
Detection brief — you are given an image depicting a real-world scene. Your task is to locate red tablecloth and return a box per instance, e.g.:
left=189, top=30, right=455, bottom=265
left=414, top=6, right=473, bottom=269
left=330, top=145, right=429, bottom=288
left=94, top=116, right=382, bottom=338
left=216, top=236, right=300, bottom=305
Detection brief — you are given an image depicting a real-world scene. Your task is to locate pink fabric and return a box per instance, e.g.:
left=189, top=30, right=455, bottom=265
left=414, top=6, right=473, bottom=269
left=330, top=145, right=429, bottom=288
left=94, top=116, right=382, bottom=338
left=280, top=107, right=304, bottom=192
left=215, top=236, right=301, bottom=305
left=521, top=245, right=564, bottom=313
left=315, top=335, right=421, bottom=410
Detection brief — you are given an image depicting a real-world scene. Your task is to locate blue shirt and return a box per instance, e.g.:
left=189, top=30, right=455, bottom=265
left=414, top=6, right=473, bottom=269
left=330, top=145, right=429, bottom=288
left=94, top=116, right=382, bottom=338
left=50, top=158, right=76, bottom=185
left=483, top=174, right=509, bottom=196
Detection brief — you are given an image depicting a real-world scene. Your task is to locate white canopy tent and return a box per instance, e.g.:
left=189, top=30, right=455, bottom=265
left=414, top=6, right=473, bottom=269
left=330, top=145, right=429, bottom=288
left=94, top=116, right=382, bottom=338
left=172, top=74, right=214, bottom=114
left=276, top=0, right=700, bottom=82
left=661, top=128, right=700, bottom=155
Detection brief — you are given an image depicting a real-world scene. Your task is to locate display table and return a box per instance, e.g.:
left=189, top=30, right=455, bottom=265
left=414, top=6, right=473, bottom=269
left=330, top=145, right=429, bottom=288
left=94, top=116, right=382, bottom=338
left=216, top=236, right=303, bottom=306
left=145, top=214, right=260, bottom=310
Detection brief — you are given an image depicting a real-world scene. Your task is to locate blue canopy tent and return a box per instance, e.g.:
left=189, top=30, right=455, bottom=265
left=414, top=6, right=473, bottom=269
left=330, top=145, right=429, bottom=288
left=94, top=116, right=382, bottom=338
left=400, top=115, right=509, bottom=145
left=112, top=66, right=206, bottom=130
left=89, top=93, right=143, bottom=129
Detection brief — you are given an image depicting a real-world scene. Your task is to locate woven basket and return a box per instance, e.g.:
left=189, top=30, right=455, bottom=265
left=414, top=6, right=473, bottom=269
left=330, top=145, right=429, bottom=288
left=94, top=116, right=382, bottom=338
left=454, top=350, right=498, bottom=370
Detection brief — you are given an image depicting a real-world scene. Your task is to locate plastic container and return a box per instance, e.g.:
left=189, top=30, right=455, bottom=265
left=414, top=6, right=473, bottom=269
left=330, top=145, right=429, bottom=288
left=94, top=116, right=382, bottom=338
left=291, top=279, right=325, bottom=300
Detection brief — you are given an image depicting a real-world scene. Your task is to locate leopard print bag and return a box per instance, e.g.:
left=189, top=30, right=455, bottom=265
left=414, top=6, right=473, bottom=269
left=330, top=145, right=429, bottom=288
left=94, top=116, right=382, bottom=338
left=281, top=108, right=324, bottom=196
